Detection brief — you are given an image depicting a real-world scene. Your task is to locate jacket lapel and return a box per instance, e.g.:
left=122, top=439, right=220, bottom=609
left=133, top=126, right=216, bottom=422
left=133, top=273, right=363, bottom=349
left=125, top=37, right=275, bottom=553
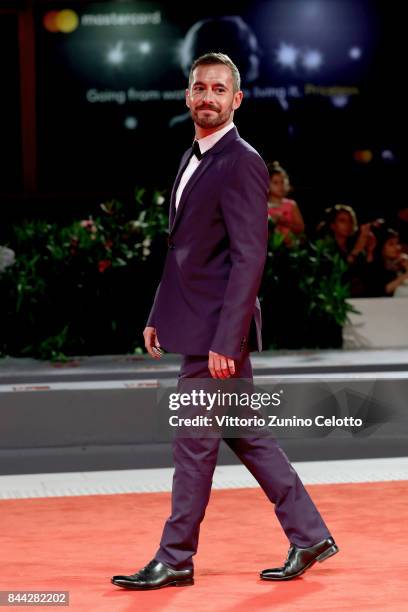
left=168, top=149, right=192, bottom=230
left=169, top=126, right=239, bottom=236
left=169, top=153, right=214, bottom=235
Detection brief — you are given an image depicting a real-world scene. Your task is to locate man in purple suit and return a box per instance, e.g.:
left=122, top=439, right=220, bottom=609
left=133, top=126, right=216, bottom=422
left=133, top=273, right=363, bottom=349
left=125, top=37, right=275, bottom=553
left=111, top=53, right=338, bottom=590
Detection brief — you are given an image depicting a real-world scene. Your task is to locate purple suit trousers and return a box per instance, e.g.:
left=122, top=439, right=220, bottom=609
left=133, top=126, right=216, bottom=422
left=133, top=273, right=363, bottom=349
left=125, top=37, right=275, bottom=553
left=154, top=352, right=332, bottom=570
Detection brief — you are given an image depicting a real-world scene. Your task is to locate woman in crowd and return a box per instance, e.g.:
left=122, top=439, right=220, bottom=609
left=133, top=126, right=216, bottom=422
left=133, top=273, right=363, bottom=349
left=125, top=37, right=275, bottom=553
left=316, top=204, right=377, bottom=265
left=316, top=204, right=380, bottom=296
left=365, top=227, right=408, bottom=297
left=267, top=161, right=305, bottom=244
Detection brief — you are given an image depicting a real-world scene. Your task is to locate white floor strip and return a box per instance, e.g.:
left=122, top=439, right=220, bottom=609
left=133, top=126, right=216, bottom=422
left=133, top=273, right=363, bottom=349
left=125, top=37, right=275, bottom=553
left=0, top=380, right=159, bottom=392
left=2, top=370, right=408, bottom=393
left=0, top=457, right=407, bottom=500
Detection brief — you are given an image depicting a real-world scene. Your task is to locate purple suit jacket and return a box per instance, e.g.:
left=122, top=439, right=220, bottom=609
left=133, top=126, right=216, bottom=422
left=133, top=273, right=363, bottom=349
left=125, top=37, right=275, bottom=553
left=146, top=125, right=269, bottom=359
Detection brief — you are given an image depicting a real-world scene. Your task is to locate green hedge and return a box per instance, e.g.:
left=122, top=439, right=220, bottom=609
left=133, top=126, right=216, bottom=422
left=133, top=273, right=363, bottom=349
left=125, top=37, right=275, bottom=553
left=0, top=192, right=354, bottom=360
left=261, top=231, right=355, bottom=350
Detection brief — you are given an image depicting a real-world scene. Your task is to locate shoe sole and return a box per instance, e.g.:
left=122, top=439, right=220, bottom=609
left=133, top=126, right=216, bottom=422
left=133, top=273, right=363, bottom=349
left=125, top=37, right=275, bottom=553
left=260, top=544, right=339, bottom=581
left=111, top=578, right=194, bottom=590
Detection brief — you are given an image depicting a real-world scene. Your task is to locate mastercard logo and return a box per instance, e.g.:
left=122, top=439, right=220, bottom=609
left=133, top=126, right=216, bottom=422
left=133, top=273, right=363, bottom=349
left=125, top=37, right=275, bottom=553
left=353, top=150, right=373, bottom=164
left=43, top=9, right=79, bottom=33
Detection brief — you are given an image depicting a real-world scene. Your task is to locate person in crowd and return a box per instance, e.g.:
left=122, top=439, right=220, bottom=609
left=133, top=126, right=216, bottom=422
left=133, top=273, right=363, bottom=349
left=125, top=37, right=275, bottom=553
left=267, top=161, right=305, bottom=244
left=365, top=227, right=408, bottom=297
left=315, top=204, right=382, bottom=296
left=394, top=205, right=408, bottom=254
left=316, top=204, right=378, bottom=265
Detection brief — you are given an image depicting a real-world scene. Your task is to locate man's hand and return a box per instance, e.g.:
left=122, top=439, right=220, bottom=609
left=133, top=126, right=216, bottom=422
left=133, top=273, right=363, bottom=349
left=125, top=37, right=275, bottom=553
left=208, top=350, right=235, bottom=379
left=143, top=326, right=162, bottom=359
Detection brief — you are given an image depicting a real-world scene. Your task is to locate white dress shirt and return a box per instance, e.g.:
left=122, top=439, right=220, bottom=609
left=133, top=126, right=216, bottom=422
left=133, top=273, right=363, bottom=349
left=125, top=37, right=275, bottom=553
left=175, top=121, right=235, bottom=210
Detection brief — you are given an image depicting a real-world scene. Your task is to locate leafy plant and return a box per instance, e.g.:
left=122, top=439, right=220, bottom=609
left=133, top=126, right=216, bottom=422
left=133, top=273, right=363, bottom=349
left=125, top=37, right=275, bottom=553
left=261, top=224, right=358, bottom=349
left=0, top=188, right=168, bottom=360
left=0, top=197, right=358, bottom=359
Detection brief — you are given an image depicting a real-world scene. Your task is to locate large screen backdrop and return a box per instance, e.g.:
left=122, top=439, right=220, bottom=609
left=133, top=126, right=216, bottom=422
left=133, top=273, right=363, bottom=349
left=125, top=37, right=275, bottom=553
left=36, top=1, right=402, bottom=222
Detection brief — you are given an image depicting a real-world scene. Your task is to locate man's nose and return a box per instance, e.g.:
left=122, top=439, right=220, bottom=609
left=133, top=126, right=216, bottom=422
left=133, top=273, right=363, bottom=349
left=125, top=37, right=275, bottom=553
left=202, top=89, right=215, bottom=102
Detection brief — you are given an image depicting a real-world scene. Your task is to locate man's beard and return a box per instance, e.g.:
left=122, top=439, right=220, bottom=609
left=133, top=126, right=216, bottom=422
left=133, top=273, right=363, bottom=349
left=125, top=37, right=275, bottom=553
left=190, top=105, right=232, bottom=128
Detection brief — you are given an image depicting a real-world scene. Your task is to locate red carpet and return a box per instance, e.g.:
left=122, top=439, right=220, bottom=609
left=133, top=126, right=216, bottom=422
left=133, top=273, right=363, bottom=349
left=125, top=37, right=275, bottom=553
left=1, top=481, right=407, bottom=611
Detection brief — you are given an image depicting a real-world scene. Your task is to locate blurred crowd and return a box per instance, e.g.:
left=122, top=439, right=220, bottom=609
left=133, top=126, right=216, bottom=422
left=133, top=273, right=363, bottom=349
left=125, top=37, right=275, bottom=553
left=266, top=161, right=408, bottom=298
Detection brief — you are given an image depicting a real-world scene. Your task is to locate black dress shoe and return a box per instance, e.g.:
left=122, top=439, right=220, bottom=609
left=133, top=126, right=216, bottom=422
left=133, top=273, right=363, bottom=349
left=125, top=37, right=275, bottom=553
left=261, top=537, right=339, bottom=581
left=111, top=559, right=194, bottom=590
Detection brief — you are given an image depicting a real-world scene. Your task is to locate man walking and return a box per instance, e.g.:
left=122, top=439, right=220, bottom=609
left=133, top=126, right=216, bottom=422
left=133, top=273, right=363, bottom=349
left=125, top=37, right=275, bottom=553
left=111, top=53, right=338, bottom=590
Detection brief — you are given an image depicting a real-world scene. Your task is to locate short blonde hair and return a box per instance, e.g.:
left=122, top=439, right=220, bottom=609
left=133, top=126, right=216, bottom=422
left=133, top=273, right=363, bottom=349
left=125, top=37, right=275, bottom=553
left=189, top=52, right=241, bottom=92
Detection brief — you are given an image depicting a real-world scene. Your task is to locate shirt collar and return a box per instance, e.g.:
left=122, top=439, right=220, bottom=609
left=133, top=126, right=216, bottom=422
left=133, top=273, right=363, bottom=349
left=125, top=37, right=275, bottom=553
left=195, top=122, right=235, bottom=155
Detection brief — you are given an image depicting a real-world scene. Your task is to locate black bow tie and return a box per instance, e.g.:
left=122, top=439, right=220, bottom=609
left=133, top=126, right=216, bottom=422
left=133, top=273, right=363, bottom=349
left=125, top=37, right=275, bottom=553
left=192, top=140, right=203, bottom=160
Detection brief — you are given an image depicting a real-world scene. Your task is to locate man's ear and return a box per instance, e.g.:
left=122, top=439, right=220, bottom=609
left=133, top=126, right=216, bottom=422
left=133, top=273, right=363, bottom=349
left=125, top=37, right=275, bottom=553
left=185, top=88, right=190, bottom=109
left=232, top=90, right=244, bottom=111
